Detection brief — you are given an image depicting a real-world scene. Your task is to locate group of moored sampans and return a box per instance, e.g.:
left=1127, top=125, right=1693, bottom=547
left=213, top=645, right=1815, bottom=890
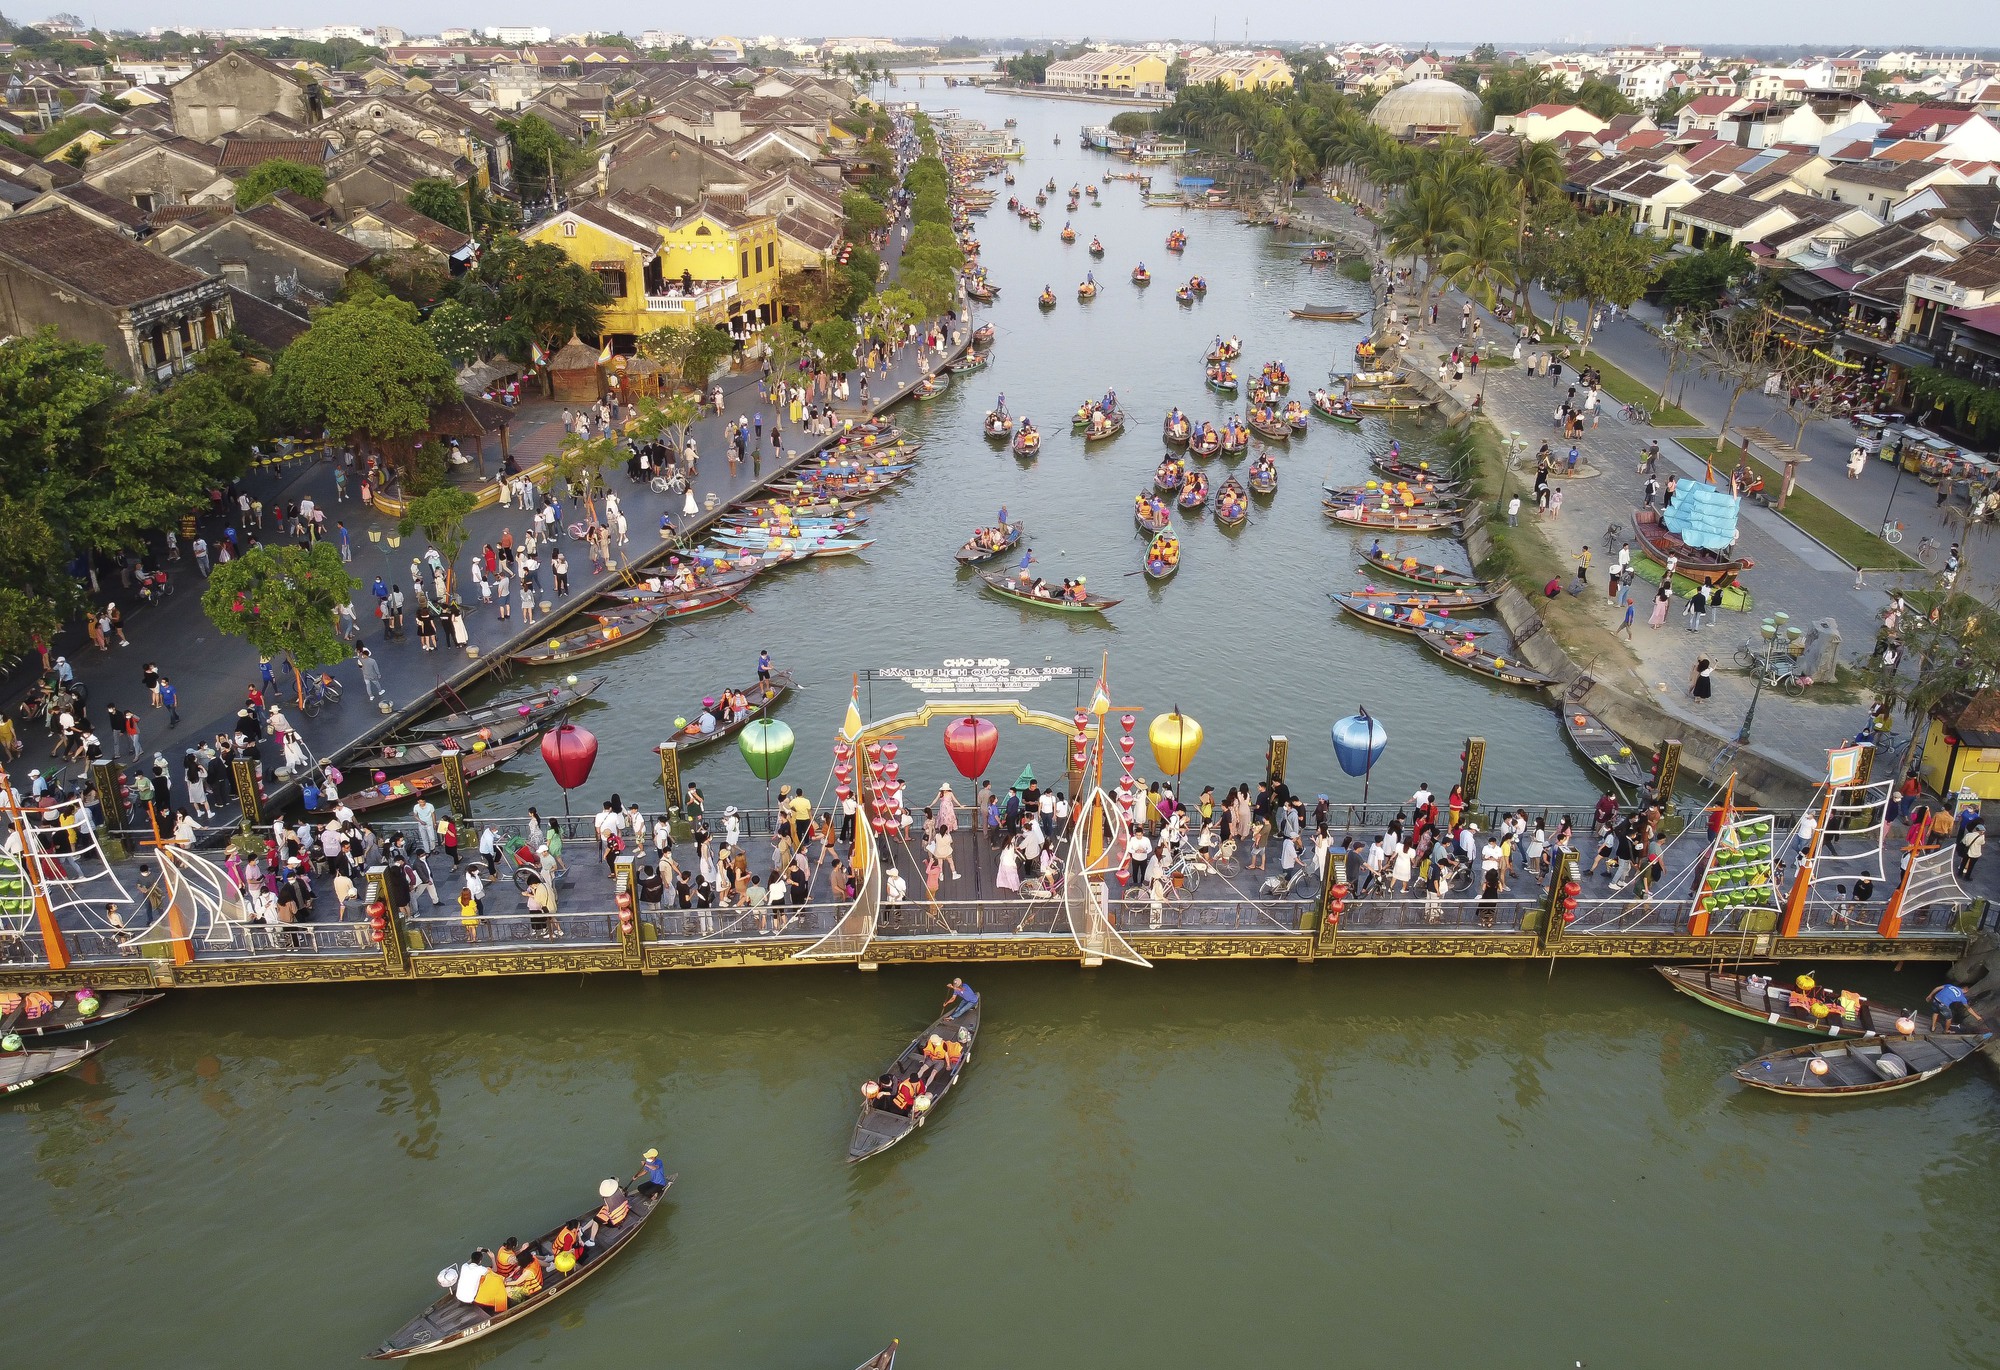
left=436, top=1150, right=672, bottom=1318
left=861, top=982, right=979, bottom=1116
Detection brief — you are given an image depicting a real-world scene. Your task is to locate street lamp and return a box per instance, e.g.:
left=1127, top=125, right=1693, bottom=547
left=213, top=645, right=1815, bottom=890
left=1737, top=611, right=1804, bottom=744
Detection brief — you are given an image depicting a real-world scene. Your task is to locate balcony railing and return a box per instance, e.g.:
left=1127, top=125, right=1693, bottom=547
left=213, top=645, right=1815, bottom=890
left=645, top=281, right=738, bottom=314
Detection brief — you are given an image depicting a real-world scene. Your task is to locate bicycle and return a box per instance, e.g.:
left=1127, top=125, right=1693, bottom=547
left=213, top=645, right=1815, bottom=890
left=1881, top=519, right=1905, bottom=545
left=1914, top=536, right=1941, bottom=568
left=1621, top=401, right=1651, bottom=425
left=566, top=521, right=602, bottom=542
left=649, top=471, right=687, bottom=495
left=298, top=671, right=344, bottom=719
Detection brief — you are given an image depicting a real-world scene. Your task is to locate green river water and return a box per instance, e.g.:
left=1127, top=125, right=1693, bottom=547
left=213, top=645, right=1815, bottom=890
left=3, top=87, right=1995, bottom=1368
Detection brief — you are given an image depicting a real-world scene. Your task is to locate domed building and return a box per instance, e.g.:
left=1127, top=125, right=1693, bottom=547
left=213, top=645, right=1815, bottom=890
left=1369, top=79, right=1482, bottom=140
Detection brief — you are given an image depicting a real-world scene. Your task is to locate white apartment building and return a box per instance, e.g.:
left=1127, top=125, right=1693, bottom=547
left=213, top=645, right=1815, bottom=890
left=482, top=26, right=553, bottom=44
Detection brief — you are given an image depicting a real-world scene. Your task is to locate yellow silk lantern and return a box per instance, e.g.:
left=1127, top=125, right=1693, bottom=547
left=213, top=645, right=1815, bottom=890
left=1148, top=708, right=1204, bottom=777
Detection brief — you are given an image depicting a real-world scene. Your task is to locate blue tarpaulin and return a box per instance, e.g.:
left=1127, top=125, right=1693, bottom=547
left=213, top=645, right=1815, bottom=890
left=1663, top=479, right=1741, bottom=551
left=1178, top=176, right=1215, bottom=187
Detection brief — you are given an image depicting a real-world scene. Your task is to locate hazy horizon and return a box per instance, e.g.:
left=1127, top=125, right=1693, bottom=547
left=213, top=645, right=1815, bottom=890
left=31, top=5, right=2000, bottom=52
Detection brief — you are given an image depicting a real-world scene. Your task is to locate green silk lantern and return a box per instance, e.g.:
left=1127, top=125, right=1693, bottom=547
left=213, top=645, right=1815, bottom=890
left=738, top=718, right=796, bottom=781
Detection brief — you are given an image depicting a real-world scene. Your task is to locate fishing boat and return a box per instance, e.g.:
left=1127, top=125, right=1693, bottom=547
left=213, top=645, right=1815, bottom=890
left=1326, top=504, right=1459, bottom=532
left=407, top=677, right=607, bottom=735
left=1247, top=457, right=1278, bottom=495
left=956, top=523, right=1024, bottom=564
left=1344, top=585, right=1500, bottom=610
left=0, top=1040, right=105, bottom=1095
left=980, top=570, right=1120, bottom=614
left=1247, top=410, right=1291, bottom=443
left=1310, top=391, right=1363, bottom=425
left=370, top=709, right=547, bottom=774
left=1144, top=531, right=1180, bottom=580
left=0, top=989, right=160, bottom=1040
left=1154, top=457, right=1186, bottom=492
left=1131, top=266, right=1151, bottom=285
left=1178, top=470, right=1210, bottom=511
left=1561, top=706, right=1651, bottom=794
left=850, top=1005, right=981, bottom=1163
left=1081, top=412, right=1125, bottom=443
left=1134, top=493, right=1172, bottom=533
left=333, top=739, right=530, bottom=814
left=1213, top=478, right=1249, bottom=527
left=1011, top=425, right=1041, bottom=460
left=1188, top=427, right=1222, bottom=459
left=367, top=1166, right=673, bottom=1358
left=657, top=673, right=797, bottom=753
left=1038, top=289, right=1057, bottom=310
left=1087, top=237, right=1104, bottom=257
left=1329, top=592, right=1482, bottom=637
left=1630, top=507, right=1753, bottom=587
left=982, top=409, right=1014, bottom=440
left=911, top=371, right=950, bottom=400
left=1415, top=629, right=1558, bottom=688
left=1341, top=367, right=1409, bottom=389
left=1348, top=394, right=1436, bottom=414
left=1733, top=1033, right=1990, bottom=1096
left=1657, top=966, right=1914, bottom=1037
left=1290, top=306, right=1365, bottom=322
left=1358, top=546, right=1493, bottom=591
left=1162, top=414, right=1192, bottom=447
left=507, top=613, right=664, bottom=667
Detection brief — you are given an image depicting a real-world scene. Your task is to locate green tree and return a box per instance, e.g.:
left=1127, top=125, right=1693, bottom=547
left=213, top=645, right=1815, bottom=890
left=498, top=112, right=582, bottom=194
left=1569, top=213, right=1660, bottom=345
left=808, top=317, right=859, bottom=371
left=462, top=237, right=609, bottom=363
left=406, top=177, right=471, bottom=233
left=273, top=293, right=456, bottom=468
left=1876, top=589, right=2000, bottom=767
left=1572, top=80, right=1635, bottom=120
left=1383, top=165, right=1467, bottom=319
left=200, top=541, right=361, bottom=679
left=234, top=157, right=328, bottom=207
left=396, top=485, right=475, bottom=594
left=424, top=298, right=492, bottom=366
left=546, top=431, right=615, bottom=525
left=1656, top=242, right=1752, bottom=312
left=841, top=189, right=887, bottom=235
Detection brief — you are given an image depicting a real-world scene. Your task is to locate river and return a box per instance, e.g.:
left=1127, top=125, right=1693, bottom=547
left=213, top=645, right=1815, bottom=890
left=3, top=87, right=1995, bottom=1370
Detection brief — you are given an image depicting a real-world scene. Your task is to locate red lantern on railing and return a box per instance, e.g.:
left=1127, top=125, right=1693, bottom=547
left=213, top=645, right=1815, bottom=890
left=541, top=722, right=598, bottom=819
left=943, top=715, right=998, bottom=779
left=1561, top=878, right=1581, bottom=924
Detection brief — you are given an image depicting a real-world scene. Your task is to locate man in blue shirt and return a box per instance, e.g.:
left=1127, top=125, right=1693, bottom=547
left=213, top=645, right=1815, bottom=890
left=756, top=650, right=771, bottom=683
left=942, top=977, right=979, bottom=1019
left=1928, top=983, right=1984, bottom=1033
left=639, top=1148, right=668, bottom=1191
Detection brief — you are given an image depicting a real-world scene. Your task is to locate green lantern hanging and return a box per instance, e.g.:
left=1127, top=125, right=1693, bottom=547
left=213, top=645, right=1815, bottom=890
left=738, top=718, right=796, bottom=782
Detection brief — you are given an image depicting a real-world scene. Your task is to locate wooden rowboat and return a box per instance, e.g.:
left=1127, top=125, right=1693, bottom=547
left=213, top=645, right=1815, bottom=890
left=1415, top=629, right=1558, bottom=688
left=1205, top=373, right=1238, bottom=396
left=910, top=371, right=951, bottom=399
left=1011, top=428, right=1041, bottom=459
left=1247, top=460, right=1278, bottom=495
left=1038, top=291, right=1057, bottom=310
left=1213, top=479, right=1249, bottom=527
left=952, top=350, right=990, bottom=374
left=1311, top=392, right=1363, bottom=425
left=1560, top=706, right=1651, bottom=794
left=1290, top=306, right=1365, bottom=322
left=0, top=989, right=161, bottom=1041
left=1162, top=417, right=1192, bottom=448
left=407, top=677, right=607, bottom=736
left=1326, top=504, right=1458, bottom=532
left=1218, top=426, right=1248, bottom=457
left=955, top=523, right=1024, bottom=563
left=971, top=324, right=995, bottom=347
left=1081, top=414, right=1125, bottom=443
left=1178, top=473, right=1209, bottom=511
left=367, top=1167, right=673, bottom=1358
left=1188, top=429, right=1221, bottom=458
left=1657, top=966, right=1912, bottom=1038
left=1329, top=592, right=1484, bottom=637
left=332, top=739, right=530, bottom=814
left=980, top=572, right=1120, bottom=614
left=1733, top=1033, right=1990, bottom=1096
left=1373, top=456, right=1462, bottom=488
left=1144, top=531, right=1179, bottom=580
left=371, top=709, right=547, bottom=774
left=1359, top=547, right=1492, bottom=590
left=0, top=1039, right=105, bottom=1095
left=982, top=411, right=1014, bottom=440
left=509, top=616, right=662, bottom=668
left=853, top=1342, right=899, bottom=1370
left=1342, top=585, right=1499, bottom=610
left=1348, top=395, right=1436, bottom=414
left=1134, top=496, right=1172, bottom=534
left=1339, top=370, right=1412, bottom=390
left=1631, top=507, right=1752, bottom=587
left=1247, top=412, right=1291, bottom=442
left=1153, top=460, right=1186, bottom=492
left=849, top=1004, right=980, bottom=1162
left=657, top=672, right=797, bottom=753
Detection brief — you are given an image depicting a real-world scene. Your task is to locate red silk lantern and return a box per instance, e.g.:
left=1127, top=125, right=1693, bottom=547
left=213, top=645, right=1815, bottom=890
left=1073, top=710, right=1089, bottom=732
left=541, top=723, right=598, bottom=791
left=943, top=716, right=998, bottom=779
left=1121, top=713, right=1136, bottom=733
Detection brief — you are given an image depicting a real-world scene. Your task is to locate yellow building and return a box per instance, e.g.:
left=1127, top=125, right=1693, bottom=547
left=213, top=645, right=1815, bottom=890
left=524, top=194, right=781, bottom=349
left=1045, top=49, right=1171, bottom=98
left=1183, top=52, right=1295, bottom=91
left=1918, top=691, right=2000, bottom=802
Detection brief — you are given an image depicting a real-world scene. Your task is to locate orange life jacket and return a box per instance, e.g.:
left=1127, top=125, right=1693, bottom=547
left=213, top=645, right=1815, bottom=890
left=597, top=1191, right=631, bottom=1226
left=474, top=1270, right=508, bottom=1314
left=506, top=1255, right=544, bottom=1298
left=552, top=1225, right=581, bottom=1257
left=893, top=1078, right=919, bottom=1110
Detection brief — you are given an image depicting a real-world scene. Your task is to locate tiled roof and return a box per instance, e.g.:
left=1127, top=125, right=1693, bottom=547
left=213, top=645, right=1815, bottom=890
left=0, top=205, right=216, bottom=307
left=362, top=199, right=472, bottom=253
left=1828, top=158, right=1948, bottom=190
left=51, top=181, right=147, bottom=231
left=562, top=199, right=660, bottom=247
left=224, top=285, right=309, bottom=351
left=233, top=201, right=375, bottom=267
left=1676, top=190, right=1784, bottom=228
left=216, top=137, right=331, bottom=172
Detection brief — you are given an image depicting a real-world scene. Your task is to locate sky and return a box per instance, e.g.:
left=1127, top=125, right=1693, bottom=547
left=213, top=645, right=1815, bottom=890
left=49, top=4, right=2000, bottom=49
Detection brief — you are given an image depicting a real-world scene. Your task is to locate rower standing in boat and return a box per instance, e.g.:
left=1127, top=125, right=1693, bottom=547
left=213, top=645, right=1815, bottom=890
left=943, top=977, right=979, bottom=1019
left=639, top=1147, right=669, bottom=1191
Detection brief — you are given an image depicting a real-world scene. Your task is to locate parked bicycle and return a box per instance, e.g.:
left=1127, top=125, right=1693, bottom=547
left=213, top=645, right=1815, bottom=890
left=649, top=470, right=687, bottom=495
left=1914, top=536, right=1942, bottom=568
left=298, top=670, right=344, bottom=718
left=1620, top=401, right=1651, bottom=425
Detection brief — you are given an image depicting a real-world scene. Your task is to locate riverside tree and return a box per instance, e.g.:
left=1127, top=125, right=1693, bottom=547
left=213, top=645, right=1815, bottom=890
left=200, top=541, right=362, bottom=697
left=273, top=291, right=458, bottom=474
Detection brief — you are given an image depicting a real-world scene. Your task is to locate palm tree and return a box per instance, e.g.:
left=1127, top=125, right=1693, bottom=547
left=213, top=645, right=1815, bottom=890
left=1383, top=168, right=1468, bottom=318
left=1504, top=136, right=1566, bottom=327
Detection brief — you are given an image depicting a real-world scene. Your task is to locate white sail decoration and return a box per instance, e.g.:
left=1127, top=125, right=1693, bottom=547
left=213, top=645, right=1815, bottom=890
left=1062, top=787, right=1150, bottom=967
left=795, top=808, right=881, bottom=961
left=0, top=788, right=133, bottom=951
left=149, top=840, right=250, bottom=947
left=1791, top=779, right=1892, bottom=930
left=1896, top=835, right=1972, bottom=928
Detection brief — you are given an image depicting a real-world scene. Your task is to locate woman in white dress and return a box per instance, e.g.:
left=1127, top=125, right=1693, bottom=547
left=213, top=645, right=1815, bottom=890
left=995, top=838, right=1021, bottom=893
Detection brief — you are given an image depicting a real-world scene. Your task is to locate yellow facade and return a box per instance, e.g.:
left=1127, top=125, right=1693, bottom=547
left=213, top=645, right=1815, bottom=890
left=1919, top=718, right=2000, bottom=802
left=1102, top=54, right=1169, bottom=92
left=525, top=203, right=781, bottom=344
left=1186, top=54, right=1295, bottom=91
